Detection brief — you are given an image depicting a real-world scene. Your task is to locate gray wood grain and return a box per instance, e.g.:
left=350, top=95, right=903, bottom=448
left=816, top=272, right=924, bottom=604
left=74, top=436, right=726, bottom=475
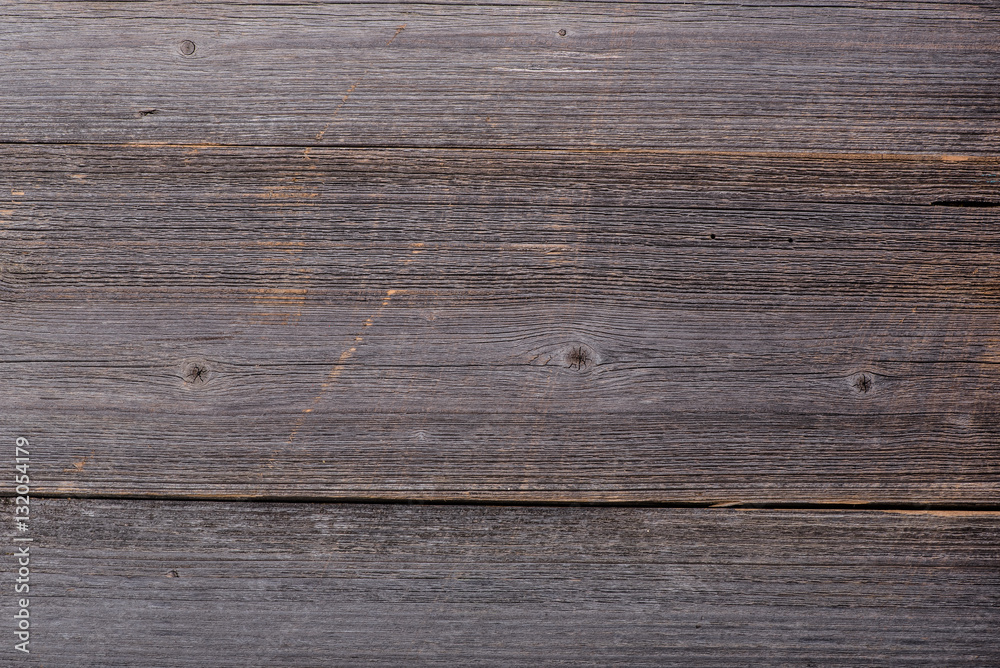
left=2, top=145, right=998, bottom=503
left=1, top=2, right=997, bottom=153
left=3, top=498, right=998, bottom=666
left=1, top=2, right=998, bottom=663
left=4, top=145, right=999, bottom=210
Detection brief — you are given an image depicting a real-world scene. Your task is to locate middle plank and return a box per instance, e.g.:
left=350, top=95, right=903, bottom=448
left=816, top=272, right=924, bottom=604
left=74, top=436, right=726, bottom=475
left=2, top=146, right=998, bottom=504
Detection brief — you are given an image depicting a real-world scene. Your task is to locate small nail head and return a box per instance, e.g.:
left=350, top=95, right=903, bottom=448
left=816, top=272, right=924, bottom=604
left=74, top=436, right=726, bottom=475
left=179, top=40, right=196, bottom=56
left=558, top=29, right=567, bottom=37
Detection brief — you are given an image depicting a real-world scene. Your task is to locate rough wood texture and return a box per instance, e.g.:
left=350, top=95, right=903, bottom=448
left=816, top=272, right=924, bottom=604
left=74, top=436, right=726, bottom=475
left=2, top=1, right=999, bottom=153
left=3, top=498, right=997, bottom=666
left=2, top=145, right=998, bottom=503
left=2, top=2, right=998, bottom=663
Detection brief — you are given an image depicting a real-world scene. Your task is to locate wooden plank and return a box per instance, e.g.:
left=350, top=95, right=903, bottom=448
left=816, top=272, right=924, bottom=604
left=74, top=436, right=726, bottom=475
left=3, top=144, right=999, bottom=210
left=4, top=329, right=1000, bottom=503
left=1, top=2, right=997, bottom=153
left=2, top=145, right=998, bottom=503
left=2, top=146, right=996, bottom=307
left=4, top=498, right=998, bottom=666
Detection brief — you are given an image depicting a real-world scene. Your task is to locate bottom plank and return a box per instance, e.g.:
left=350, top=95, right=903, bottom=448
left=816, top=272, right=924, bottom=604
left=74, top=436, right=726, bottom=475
left=3, top=499, right=998, bottom=666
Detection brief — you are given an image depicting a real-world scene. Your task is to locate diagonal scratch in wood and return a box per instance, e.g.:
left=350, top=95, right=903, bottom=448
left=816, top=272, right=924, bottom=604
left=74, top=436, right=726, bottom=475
left=314, top=77, right=366, bottom=142
left=387, top=23, right=406, bottom=46
left=311, top=23, right=407, bottom=144
left=281, top=289, right=400, bottom=449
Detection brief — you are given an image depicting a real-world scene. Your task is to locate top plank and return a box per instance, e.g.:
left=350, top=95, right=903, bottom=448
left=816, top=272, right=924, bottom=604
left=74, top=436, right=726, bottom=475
left=1, top=1, right=998, bottom=153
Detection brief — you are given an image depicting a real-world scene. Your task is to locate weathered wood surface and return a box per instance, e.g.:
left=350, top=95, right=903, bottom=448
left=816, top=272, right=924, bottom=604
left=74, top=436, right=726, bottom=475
left=2, top=1, right=998, bottom=154
left=2, top=146, right=998, bottom=503
left=4, top=498, right=998, bottom=666
left=1, top=1, right=998, bottom=663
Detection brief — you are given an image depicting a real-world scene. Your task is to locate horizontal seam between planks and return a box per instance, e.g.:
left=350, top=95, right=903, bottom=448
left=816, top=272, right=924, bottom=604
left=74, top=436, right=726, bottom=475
left=7, top=492, right=1000, bottom=512
left=2, top=140, right=998, bottom=163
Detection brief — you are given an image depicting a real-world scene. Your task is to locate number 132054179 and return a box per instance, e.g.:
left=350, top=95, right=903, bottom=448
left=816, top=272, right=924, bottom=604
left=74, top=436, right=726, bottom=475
left=14, top=437, right=30, bottom=533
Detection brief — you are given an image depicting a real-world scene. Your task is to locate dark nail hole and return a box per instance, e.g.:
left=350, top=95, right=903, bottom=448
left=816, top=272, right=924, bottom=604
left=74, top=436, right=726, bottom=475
left=930, top=199, right=999, bottom=208
left=179, top=40, right=196, bottom=56
left=788, top=238, right=794, bottom=243
left=137, top=109, right=158, bottom=117
left=568, top=346, right=591, bottom=370
left=558, top=29, right=567, bottom=37
left=710, top=233, right=716, bottom=239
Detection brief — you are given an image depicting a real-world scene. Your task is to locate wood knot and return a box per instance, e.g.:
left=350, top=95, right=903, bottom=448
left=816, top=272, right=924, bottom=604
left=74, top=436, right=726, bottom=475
left=182, top=360, right=210, bottom=385
left=852, top=373, right=873, bottom=394
left=567, top=345, right=591, bottom=370
left=179, top=40, right=196, bottom=56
